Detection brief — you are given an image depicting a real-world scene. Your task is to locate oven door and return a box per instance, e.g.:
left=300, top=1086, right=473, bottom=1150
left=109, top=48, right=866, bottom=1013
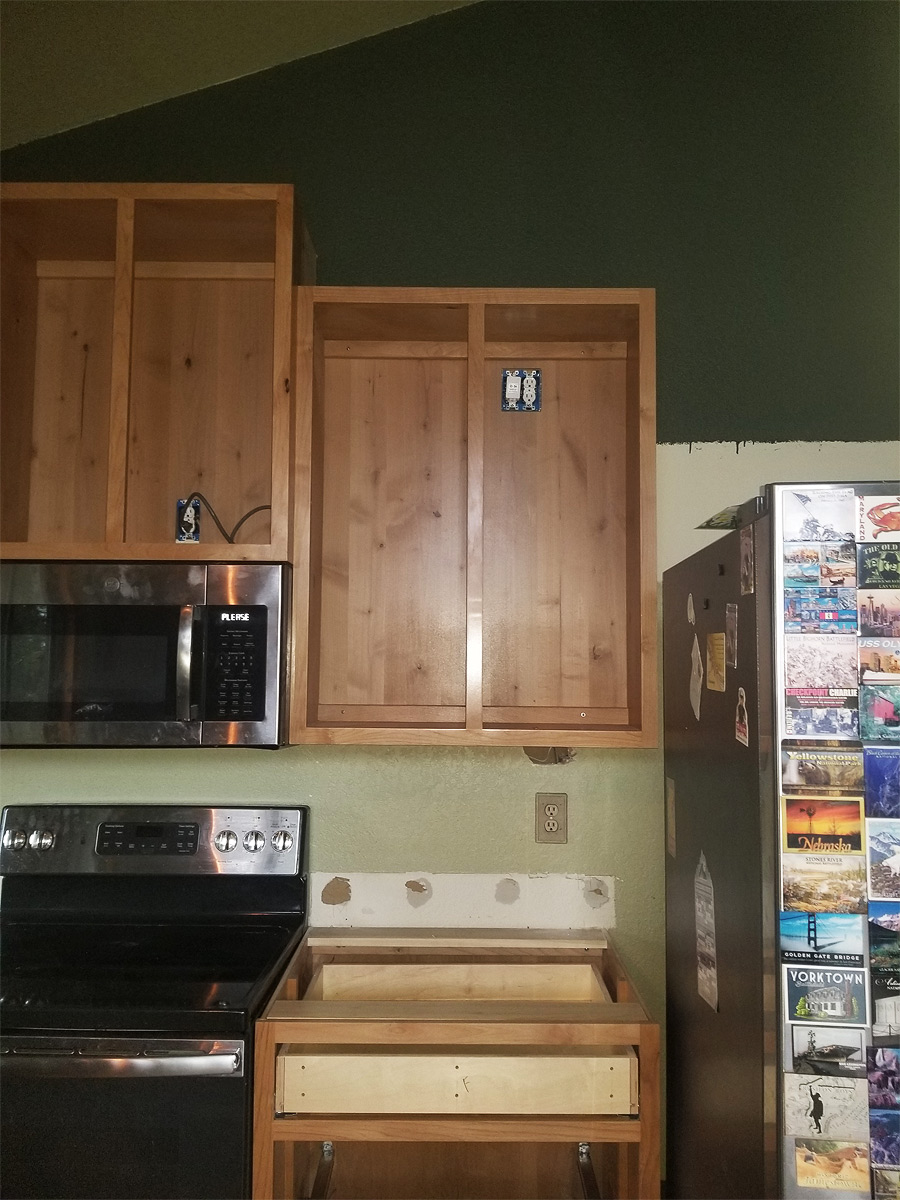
left=0, top=1036, right=250, bottom=1199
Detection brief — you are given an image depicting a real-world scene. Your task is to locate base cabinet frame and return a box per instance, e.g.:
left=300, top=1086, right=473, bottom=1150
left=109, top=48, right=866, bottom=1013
left=253, top=929, right=660, bottom=1200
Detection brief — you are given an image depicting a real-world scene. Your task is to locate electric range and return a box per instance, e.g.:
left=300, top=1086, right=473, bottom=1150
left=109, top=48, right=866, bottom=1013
left=0, top=804, right=309, bottom=1200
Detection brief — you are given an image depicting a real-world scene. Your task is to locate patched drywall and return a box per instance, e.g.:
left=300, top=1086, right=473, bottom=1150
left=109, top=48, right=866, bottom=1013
left=312, top=872, right=614, bottom=929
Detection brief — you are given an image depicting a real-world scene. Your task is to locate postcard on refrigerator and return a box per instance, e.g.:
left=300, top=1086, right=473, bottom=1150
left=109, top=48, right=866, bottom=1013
left=869, top=1046, right=900, bottom=1110
left=793, top=1139, right=870, bottom=1190
left=860, top=543, right=900, bottom=589
left=861, top=686, right=900, bottom=744
left=820, top=542, right=858, bottom=588
left=785, top=544, right=824, bottom=587
left=782, top=747, right=864, bottom=796
left=782, top=854, right=867, bottom=914
left=868, top=819, right=900, bottom=900
left=784, top=965, right=868, bottom=1026
left=784, top=589, right=858, bottom=635
left=873, top=1168, right=900, bottom=1200
left=861, top=640, right=900, bottom=685
left=785, top=634, right=859, bottom=689
left=784, top=693, right=860, bottom=741
left=872, top=1108, right=900, bottom=1168
left=869, top=902, right=900, bottom=972
left=873, top=972, right=900, bottom=1043
left=858, top=496, right=900, bottom=544
left=790, top=1025, right=866, bottom=1078
left=783, top=488, right=856, bottom=543
left=781, top=911, right=865, bottom=966
left=794, top=1138, right=871, bottom=1191
left=866, top=747, right=900, bottom=819
left=860, top=591, right=900, bottom=638
left=785, top=1074, right=869, bottom=1141
left=783, top=796, right=863, bottom=855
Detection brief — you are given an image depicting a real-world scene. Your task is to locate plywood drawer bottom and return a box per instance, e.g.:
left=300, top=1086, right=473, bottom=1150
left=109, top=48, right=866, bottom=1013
left=276, top=1045, right=637, bottom=1116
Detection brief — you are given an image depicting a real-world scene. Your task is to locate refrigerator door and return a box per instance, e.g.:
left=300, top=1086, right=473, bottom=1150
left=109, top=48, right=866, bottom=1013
left=664, top=511, right=778, bottom=1199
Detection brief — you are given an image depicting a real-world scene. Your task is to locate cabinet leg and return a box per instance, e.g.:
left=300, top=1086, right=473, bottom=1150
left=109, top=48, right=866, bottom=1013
left=308, top=1141, right=335, bottom=1200
left=577, top=1143, right=603, bottom=1200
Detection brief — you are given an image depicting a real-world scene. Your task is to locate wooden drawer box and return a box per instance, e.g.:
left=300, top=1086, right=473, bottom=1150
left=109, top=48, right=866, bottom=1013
left=276, top=1043, right=637, bottom=1116
left=276, top=960, right=636, bottom=1118
left=253, top=930, right=661, bottom=1199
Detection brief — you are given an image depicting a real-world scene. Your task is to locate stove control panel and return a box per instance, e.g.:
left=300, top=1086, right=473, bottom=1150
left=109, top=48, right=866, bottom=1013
left=0, top=806, right=307, bottom=876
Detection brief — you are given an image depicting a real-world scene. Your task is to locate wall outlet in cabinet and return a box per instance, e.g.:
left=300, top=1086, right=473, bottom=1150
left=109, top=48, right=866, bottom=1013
left=535, top=793, right=567, bottom=844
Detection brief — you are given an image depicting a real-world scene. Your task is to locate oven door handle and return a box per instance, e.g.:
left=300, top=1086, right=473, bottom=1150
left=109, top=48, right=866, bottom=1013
left=176, top=604, right=195, bottom=721
left=2, top=1046, right=243, bottom=1079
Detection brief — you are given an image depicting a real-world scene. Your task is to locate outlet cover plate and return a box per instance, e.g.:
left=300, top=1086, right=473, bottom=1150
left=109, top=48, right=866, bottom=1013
left=535, top=792, right=567, bottom=844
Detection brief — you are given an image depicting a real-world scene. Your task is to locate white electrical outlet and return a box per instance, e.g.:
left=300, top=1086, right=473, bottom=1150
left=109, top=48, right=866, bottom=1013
left=535, top=793, right=567, bottom=844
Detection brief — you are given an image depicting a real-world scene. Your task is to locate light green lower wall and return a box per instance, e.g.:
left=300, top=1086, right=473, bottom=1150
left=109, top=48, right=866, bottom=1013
left=2, top=442, right=897, bottom=1045
left=0, top=742, right=665, bottom=1016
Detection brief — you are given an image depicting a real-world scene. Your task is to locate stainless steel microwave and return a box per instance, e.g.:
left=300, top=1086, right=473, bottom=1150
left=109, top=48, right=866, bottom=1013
left=0, top=562, right=289, bottom=748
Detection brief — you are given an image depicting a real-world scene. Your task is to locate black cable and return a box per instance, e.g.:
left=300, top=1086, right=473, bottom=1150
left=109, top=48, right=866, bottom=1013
left=182, top=492, right=271, bottom=545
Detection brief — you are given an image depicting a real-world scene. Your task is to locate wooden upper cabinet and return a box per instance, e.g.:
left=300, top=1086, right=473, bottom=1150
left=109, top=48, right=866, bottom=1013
left=0, top=182, right=304, bottom=560
left=291, top=288, right=657, bottom=747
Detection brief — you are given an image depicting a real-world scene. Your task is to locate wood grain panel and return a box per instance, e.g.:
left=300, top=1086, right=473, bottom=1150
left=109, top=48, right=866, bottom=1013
left=482, top=358, right=628, bottom=717
left=126, top=277, right=274, bottom=543
left=27, top=276, right=113, bottom=541
left=316, top=704, right=465, bottom=725
left=315, top=355, right=467, bottom=715
left=1, top=233, right=38, bottom=540
left=310, top=963, right=607, bottom=1002
left=133, top=198, right=276, bottom=262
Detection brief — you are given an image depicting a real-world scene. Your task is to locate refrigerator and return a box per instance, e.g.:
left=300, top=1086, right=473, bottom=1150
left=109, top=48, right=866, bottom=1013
left=664, top=481, right=900, bottom=1200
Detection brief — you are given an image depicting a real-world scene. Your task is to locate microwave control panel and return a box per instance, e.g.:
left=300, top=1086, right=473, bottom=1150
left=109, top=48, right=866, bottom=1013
left=203, top=606, right=268, bottom=722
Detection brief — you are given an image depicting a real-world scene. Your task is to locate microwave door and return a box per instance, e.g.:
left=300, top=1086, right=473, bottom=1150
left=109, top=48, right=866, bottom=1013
left=0, top=602, right=202, bottom=747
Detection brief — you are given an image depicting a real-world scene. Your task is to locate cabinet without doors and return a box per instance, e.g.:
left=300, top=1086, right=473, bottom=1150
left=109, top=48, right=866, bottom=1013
left=290, top=287, right=656, bottom=747
left=1, top=182, right=307, bottom=560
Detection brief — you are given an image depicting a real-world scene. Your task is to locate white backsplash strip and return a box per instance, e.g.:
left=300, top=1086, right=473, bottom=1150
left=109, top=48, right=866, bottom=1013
left=310, top=872, right=614, bottom=929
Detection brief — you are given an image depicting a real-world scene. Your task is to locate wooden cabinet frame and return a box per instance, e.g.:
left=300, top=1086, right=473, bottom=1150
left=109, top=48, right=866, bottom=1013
left=290, top=288, right=657, bottom=746
left=1, top=182, right=298, bottom=561
left=253, top=929, right=660, bottom=1200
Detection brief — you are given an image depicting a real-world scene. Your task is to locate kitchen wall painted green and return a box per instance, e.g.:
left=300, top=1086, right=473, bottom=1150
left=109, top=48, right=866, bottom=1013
left=0, top=744, right=665, bottom=1015
left=2, top=0, right=897, bottom=443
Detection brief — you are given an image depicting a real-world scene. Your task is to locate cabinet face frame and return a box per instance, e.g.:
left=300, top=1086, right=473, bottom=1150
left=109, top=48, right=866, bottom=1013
left=0, top=182, right=297, bottom=561
left=290, top=287, right=657, bottom=747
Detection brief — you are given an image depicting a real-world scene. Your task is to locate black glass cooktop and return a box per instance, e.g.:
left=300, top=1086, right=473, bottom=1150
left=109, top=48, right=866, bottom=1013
left=0, top=920, right=303, bottom=1035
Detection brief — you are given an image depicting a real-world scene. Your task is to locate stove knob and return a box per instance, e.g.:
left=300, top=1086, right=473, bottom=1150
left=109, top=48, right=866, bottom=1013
left=271, top=830, right=294, bottom=852
left=214, top=830, right=238, bottom=853
left=243, top=830, right=266, bottom=853
left=2, top=829, right=27, bottom=851
left=27, top=830, right=55, bottom=851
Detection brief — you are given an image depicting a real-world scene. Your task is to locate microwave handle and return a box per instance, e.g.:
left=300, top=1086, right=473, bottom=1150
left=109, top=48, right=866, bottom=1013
left=176, top=605, right=194, bottom=721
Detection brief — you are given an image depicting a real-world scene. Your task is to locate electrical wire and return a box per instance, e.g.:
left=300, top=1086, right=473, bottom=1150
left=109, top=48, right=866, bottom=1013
left=182, top=492, right=271, bottom=544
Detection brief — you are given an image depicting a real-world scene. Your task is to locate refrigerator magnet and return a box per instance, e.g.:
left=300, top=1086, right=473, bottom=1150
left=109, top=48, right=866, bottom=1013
left=740, top=525, right=755, bottom=595
left=706, top=633, right=726, bottom=692
left=694, top=851, right=718, bottom=1011
left=690, top=635, right=703, bottom=721
left=726, top=603, right=738, bottom=668
left=736, top=687, right=749, bottom=745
